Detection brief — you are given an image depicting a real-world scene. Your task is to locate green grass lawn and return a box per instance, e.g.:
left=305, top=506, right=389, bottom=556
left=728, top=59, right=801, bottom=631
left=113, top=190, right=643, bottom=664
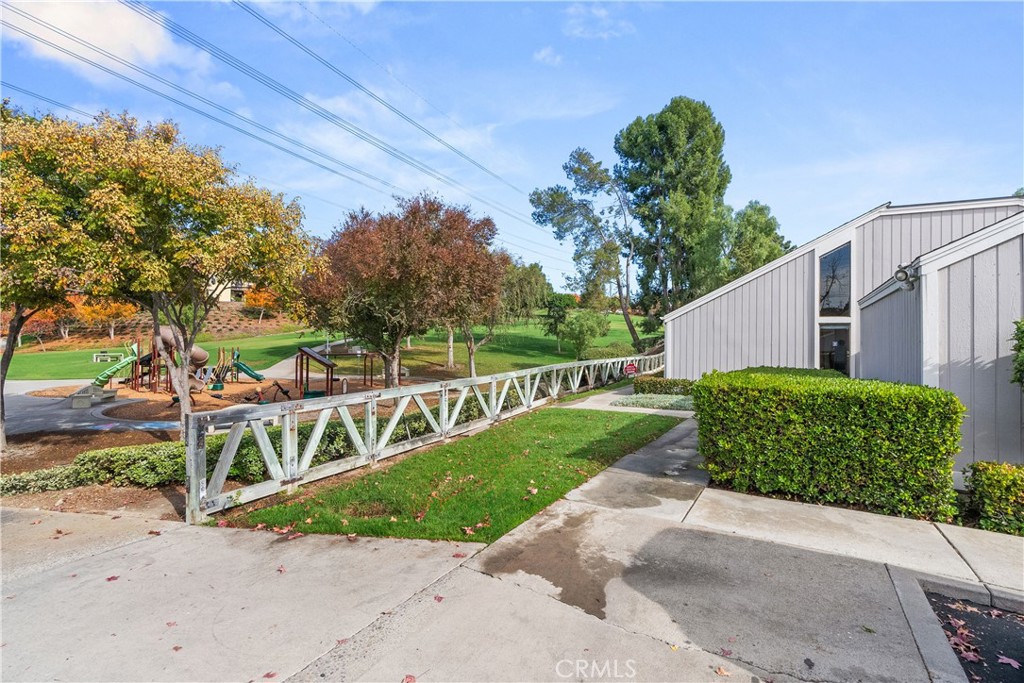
left=7, top=314, right=655, bottom=381
left=236, top=408, right=680, bottom=543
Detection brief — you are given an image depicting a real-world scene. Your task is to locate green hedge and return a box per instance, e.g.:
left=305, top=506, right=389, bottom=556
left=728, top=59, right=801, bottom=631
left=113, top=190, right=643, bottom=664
left=0, top=392, right=501, bottom=496
left=634, top=377, right=694, bottom=395
left=581, top=342, right=635, bottom=360
left=967, top=461, right=1024, bottom=535
left=692, top=367, right=964, bottom=520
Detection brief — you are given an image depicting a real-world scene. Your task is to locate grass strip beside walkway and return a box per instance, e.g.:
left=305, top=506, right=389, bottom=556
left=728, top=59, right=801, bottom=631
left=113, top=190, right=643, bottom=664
left=239, top=408, right=681, bottom=543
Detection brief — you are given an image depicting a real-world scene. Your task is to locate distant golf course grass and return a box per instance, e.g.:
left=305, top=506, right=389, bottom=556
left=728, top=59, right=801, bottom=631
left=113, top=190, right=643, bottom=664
left=237, top=408, right=680, bottom=543
left=6, top=314, right=650, bottom=381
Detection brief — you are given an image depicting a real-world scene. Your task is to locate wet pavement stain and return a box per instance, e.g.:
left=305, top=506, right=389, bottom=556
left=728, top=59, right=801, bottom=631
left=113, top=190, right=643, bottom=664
left=579, top=475, right=701, bottom=509
left=480, top=510, right=624, bottom=620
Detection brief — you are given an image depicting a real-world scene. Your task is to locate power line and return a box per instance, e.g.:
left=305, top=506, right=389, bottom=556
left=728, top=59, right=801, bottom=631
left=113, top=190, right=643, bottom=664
left=1, top=82, right=93, bottom=118
left=2, top=10, right=575, bottom=268
left=2, top=3, right=400, bottom=196
left=297, top=1, right=471, bottom=140
left=233, top=0, right=525, bottom=195
left=120, top=0, right=549, bottom=236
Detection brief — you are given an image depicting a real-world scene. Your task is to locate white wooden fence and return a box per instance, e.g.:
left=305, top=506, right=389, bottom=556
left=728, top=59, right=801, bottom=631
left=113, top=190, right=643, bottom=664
left=184, top=352, right=664, bottom=523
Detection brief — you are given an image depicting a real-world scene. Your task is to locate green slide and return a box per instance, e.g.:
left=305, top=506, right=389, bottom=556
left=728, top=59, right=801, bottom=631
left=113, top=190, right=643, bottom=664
left=93, top=343, right=138, bottom=387
left=233, top=360, right=264, bottom=381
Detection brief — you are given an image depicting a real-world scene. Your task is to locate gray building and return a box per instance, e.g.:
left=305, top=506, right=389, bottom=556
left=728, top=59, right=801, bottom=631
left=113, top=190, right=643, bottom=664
left=663, top=196, right=1024, bottom=472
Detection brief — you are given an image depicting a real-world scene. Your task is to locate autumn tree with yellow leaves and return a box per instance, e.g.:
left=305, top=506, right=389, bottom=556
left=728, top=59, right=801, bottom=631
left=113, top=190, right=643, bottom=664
left=1, top=102, right=310, bottom=442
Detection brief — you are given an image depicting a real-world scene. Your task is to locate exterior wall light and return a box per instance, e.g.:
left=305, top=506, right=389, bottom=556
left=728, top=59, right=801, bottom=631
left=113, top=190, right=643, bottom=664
left=893, top=263, right=918, bottom=290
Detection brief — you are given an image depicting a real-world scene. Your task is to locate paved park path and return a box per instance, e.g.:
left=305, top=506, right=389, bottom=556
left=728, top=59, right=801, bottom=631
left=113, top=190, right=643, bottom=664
left=2, top=398, right=1022, bottom=682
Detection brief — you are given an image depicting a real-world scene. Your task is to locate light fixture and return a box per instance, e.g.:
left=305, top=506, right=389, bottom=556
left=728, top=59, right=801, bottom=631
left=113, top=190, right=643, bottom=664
left=893, top=263, right=917, bottom=290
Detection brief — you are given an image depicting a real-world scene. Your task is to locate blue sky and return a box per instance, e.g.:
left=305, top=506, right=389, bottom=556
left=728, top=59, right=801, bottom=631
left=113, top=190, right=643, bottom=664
left=3, top=1, right=1022, bottom=289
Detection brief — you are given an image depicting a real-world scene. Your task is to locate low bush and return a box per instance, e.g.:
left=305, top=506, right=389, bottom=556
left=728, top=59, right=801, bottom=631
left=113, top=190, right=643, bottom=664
left=692, top=367, right=964, bottom=521
left=633, top=376, right=694, bottom=395
left=967, top=461, right=1024, bottom=536
left=612, top=394, right=693, bottom=411
left=0, top=464, right=97, bottom=495
left=582, top=342, right=635, bottom=360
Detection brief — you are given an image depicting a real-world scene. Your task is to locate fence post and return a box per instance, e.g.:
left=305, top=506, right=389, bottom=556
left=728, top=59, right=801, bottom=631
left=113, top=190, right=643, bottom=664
left=489, top=379, right=497, bottom=421
left=185, top=413, right=208, bottom=525
left=366, top=397, right=378, bottom=461
left=282, top=410, right=299, bottom=491
left=439, top=385, right=449, bottom=437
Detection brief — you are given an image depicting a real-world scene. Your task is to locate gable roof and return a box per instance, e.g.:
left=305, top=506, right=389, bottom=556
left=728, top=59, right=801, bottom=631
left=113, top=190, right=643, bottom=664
left=661, top=195, right=1024, bottom=323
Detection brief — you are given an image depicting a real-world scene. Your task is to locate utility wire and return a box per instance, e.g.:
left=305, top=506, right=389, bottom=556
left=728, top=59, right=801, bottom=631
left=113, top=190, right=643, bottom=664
left=297, top=1, right=471, bottom=140
left=2, top=3, right=400, bottom=195
left=1, top=82, right=93, bottom=118
left=120, top=0, right=549, bottom=237
left=1, top=21, right=392, bottom=195
left=233, top=0, right=524, bottom=195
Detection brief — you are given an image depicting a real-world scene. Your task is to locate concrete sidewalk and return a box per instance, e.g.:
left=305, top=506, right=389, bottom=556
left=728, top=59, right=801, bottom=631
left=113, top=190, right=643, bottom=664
left=561, top=383, right=695, bottom=418
left=3, top=411, right=1022, bottom=682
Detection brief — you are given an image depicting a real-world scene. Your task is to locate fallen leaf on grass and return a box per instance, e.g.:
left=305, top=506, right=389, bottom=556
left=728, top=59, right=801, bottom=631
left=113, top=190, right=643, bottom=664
left=253, top=523, right=267, bottom=531
left=714, top=666, right=731, bottom=676
left=461, top=527, right=475, bottom=535
left=304, top=518, right=312, bottom=524
left=527, top=487, right=538, bottom=495
left=433, top=595, right=444, bottom=603
left=276, top=565, right=286, bottom=574
left=389, top=516, right=398, bottom=523
left=998, top=655, right=1021, bottom=669
left=105, top=576, right=119, bottom=582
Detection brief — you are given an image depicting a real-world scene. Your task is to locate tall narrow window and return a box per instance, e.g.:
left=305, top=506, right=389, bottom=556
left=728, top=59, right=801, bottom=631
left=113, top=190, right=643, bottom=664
left=819, top=243, right=851, bottom=316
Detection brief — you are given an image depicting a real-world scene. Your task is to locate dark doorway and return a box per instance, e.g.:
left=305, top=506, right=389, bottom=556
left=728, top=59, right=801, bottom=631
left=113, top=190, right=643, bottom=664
left=819, top=326, right=850, bottom=375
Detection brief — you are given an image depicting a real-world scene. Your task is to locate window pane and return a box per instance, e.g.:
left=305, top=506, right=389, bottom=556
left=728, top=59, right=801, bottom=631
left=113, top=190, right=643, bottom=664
left=819, top=243, right=851, bottom=316
left=819, top=326, right=850, bottom=376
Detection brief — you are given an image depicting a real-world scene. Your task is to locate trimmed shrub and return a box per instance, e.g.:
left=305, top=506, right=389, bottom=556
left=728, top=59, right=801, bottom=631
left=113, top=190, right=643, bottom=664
left=582, top=342, right=635, bottom=360
left=692, top=367, right=964, bottom=520
left=967, top=461, right=1024, bottom=536
left=0, top=464, right=98, bottom=495
left=634, top=377, right=694, bottom=395
left=74, top=443, right=186, bottom=488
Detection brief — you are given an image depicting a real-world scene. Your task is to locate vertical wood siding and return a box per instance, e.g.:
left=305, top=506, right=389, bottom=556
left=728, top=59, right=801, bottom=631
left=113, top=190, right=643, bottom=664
left=860, top=287, right=922, bottom=385
left=939, top=234, right=1023, bottom=467
left=856, top=205, right=1022, bottom=298
left=666, top=252, right=815, bottom=379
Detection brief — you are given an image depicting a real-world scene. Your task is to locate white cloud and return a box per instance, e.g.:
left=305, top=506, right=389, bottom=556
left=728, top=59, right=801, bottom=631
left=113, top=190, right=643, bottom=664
left=563, top=3, right=634, bottom=40
left=3, top=2, right=212, bottom=83
left=533, top=46, right=563, bottom=66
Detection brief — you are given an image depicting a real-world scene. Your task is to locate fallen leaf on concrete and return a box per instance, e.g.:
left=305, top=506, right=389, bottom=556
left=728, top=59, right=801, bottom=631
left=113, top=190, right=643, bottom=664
left=452, top=552, right=467, bottom=559
left=346, top=534, right=357, bottom=542
left=948, top=617, right=965, bottom=629
left=720, top=648, right=732, bottom=656
left=714, top=666, right=731, bottom=676
left=253, top=523, right=267, bottom=531
left=172, top=646, right=182, bottom=652
left=336, top=639, right=349, bottom=645
left=30, top=520, right=41, bottom=525
left=166, top=622, right=177, bottom=627
left=669, top=645, right=679, bottom=651
left=401, top=676, right=416, bottom=683
left=263, top=673, right=276, bottom=679
left=433, top=595, right=444, bottom=603
left=998, top=655, right=1021, bottom=669
left=861, top=625, right=876, bottom=634
left=148, top=530, right=162, bottom=536
left=276, top=565, right=286, bottom=574
left=803, top=658, right=815, bottom=670
left=988, top=609, right=1004, bottom=618
left=111, top=515, right=121, bottom=520
left=961, top=651, right=981, bottom=663
left=286, top=533, right=304, bottom=540
left=727, top=636, right=737, bottom=643
left=105, top=576, right=119, bottom=582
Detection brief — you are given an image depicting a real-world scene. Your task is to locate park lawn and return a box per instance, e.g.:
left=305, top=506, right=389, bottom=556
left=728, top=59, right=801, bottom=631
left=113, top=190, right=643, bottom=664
left=238, top=408, right=680, bottom=543
left=6, top=314, right=651, bottom=381
left=4, top=331, right=328, bottom=381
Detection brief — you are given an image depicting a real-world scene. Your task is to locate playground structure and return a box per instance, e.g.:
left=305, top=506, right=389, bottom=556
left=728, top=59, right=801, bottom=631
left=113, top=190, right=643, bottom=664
left=294, top=346, right=336, bottom=398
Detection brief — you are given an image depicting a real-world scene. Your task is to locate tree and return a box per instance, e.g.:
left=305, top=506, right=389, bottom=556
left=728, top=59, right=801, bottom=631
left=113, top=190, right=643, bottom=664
left=501, top=260, right=552, bottom=324
left=313, top=195, right=493, bottom=388
left=531, top=148, right=642, bottom=348
left=1013, top=187, right=1024, bottom=198
left=561, top=309, right=610, bottom=360
left=722, top=201, right=793, bottom=280
left=541, top=293, right=577, bottom=353
left=243, top=287, right=279, bottom=327
left=2, top=104, right=310, bottom=439
left=77, top=297, right=140, bottom=340
left=1011, top=319, right=1023, bottom=388
left=0, top=103, right=127, bottom=447
left=614, top=96, right=732, bottom=315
